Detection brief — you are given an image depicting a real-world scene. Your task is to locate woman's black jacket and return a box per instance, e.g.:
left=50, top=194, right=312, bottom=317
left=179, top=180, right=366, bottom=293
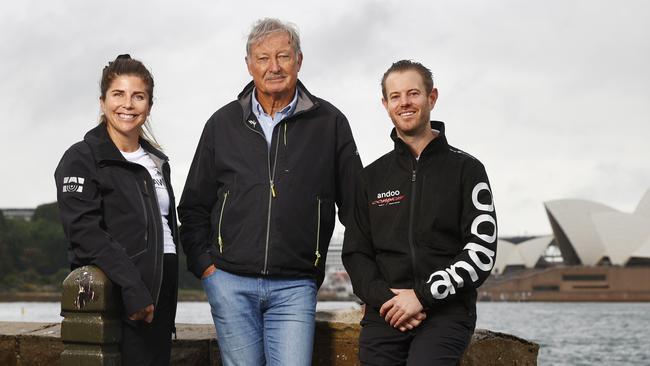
left=55, top=123, right=178, bottom=317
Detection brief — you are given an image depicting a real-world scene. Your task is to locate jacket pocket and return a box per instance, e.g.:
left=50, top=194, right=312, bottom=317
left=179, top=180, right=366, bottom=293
left=314, top=196, right=323, bottom=266
left=313, top=196, right=335, bottom=267
left=217, top=190, right=230, bottom=253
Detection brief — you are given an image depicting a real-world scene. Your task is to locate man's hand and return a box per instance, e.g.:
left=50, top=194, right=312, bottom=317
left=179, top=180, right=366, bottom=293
left=129, top=304, right=154, bottom=323
left=379, top=289, right=424, bottom=331
left=201, top=264, right=217, bottom=279
left=397, top=311, right=427, bottom=332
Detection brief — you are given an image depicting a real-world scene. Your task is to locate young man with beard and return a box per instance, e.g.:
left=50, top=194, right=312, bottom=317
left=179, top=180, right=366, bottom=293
left=343, top=60, right=497, bottom=365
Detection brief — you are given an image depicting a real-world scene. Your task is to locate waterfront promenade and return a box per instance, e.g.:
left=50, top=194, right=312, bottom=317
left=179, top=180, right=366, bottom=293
left=0, top=311, right=539, bottom=365
left=1, top=264, right=539, bottom=365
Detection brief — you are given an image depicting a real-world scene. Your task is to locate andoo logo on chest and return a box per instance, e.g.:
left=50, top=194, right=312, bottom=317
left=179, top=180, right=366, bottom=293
left=371, top=189, right=405, bottom=207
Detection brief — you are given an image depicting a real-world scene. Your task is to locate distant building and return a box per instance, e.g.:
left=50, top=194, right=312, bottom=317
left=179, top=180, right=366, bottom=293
left=545, top=188, right=650, bottom=266
left=318, top=229, right=354, bottom=300
left=325, top=230, right=345, bottom=273
left=1, top=208, right=35, bottom=221
left=494, top=236, right=556, bottom=274
left=480, top=265, right=650, bottom=302
left=494, top=188, right=650, bottom=271
left=481, top=188, right=650, bottom=301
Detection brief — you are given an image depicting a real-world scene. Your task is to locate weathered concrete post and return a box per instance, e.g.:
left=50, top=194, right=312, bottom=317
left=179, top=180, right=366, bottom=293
left=60, top=265, right=122, bottom=366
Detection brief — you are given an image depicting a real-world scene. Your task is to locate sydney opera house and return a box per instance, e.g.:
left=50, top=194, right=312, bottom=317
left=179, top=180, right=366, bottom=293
left=480, top=189, right=650, bottom=301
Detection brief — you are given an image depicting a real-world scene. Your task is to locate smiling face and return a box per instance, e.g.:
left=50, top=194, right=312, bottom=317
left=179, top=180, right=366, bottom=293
left=246, top=31, right=302, bottom=101
left=382, top=69, right=438, bottom=138
left=100, top=75, right=151, bottom=143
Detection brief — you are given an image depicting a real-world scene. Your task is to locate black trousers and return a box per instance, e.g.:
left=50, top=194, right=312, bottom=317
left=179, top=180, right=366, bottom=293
left=359, top=308, right=475, bottom=366
left=121, top=253, right=178, bottom=366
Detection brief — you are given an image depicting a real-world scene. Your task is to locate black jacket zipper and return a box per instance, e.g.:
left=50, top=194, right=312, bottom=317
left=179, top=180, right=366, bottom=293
left=217, top=190, right=229, bottom=253
left=134, top=181, right=149, bottom=258
left=142, top=176, right=163, bottom=306
left=408, top=160, right=419, bottom=285
left=242, top=118, right=280, bottom=275
left=314, top=196, right=322, bottom=266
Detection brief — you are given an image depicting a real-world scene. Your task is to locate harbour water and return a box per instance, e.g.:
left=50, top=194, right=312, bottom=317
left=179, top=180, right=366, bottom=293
left=0, top=301, right=360, bottom=324
left=1, top=301, right=648, bottom=365
left=476, top=302, right=650, bottom=365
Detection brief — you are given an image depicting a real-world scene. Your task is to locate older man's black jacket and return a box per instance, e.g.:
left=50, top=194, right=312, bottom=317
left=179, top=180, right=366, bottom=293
left=342, top=121, right=497, bottom=317
left=178, top=80, right=362, bottom=285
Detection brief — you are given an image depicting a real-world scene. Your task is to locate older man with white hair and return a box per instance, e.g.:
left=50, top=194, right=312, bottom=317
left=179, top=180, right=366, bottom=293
left=179, top=18, right=362, bottom=365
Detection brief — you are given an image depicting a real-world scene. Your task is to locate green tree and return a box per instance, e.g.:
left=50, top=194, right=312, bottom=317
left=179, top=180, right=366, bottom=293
left=0, top=219, right=29, bottom=290
left=32, top=202, right=60, bottom=223
left=2, top=219, right=30, bottom=272
left=0, top=209, right=14, bottom=285
left=0, top=203, right=68, bottom=291
left=24, top=219, right=68, bottom=276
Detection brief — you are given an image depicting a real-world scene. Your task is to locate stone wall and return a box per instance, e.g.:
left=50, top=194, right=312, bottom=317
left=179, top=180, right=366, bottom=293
left=0, top=317, right=538, bottom=365
left=1, top=265, right=539, bottom=365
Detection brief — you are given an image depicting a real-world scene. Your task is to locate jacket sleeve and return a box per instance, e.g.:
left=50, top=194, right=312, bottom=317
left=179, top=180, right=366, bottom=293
left=342, top=173, right=395, bottom=310
left=334, top=112, right=363, bottom=227
left=414, top=159, right=497, bottom=309
left=55, top=145, right=153, bottom=316
left=178, top=120, right=220, bottom=278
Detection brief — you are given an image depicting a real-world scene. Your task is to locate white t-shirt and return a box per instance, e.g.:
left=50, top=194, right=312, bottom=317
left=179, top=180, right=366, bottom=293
left=121, top=146, right=176, bottom=254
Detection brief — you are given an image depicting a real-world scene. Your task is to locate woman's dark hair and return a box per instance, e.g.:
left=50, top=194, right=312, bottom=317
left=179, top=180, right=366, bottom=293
left=99, top=54, right=159, bottom=147
left=100, top=54, right=154, bottom=105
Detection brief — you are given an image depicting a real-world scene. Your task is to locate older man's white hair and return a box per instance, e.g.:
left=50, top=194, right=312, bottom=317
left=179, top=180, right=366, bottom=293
left=246, top=18, right=301, bottom=57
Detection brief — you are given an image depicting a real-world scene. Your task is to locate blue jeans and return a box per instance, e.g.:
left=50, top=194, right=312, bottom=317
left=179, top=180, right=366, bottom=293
left=202, top=269, right=317, bottom=366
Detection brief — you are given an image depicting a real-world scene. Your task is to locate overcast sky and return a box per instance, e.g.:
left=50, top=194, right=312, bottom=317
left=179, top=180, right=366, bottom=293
left=1, top=0, right=649, bottom=236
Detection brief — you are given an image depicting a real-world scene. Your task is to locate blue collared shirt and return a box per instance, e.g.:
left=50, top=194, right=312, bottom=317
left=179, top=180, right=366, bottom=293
left=251, top=88, right=298, bottom=147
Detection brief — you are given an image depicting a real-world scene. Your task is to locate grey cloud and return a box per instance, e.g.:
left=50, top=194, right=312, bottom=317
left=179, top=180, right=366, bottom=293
left=1, top=0, right=649, bottom=237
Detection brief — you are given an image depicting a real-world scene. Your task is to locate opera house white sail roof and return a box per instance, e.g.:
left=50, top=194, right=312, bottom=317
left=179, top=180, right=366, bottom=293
left=544, top=188, right=650, bottom=266
left=634, top=189, right=650, bottom=219
left=631, top=235, right=650, bottom=259
left=493, top=239, right=525, bottom=274
left=494, top=236, right=553, bottom=274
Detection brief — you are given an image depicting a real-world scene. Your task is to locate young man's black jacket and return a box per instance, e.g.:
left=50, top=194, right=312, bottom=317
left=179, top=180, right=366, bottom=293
left=178, top=80, right=362, bottom=285
left=55, top=123, right=179, bottom=318
left=342, top=121, right=497, bottom=317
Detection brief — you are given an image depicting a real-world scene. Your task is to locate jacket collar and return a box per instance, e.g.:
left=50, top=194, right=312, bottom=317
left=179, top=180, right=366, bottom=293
left=237, top=79, right=319, bottom=122
left=391, top=121, right=449, bottom=158
left=83, top=123, right=168, bottom=163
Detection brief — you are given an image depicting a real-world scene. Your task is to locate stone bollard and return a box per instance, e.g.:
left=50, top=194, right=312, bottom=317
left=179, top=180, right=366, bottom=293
left=60, top=265, right=122, bottom=366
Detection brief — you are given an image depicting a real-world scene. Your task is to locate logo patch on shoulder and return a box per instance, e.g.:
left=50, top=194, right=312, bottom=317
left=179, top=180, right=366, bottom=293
left=62, top=177, right=85, bottom=193
left=247, top=119, right=257, bottom=127
left=370, top=189, right=405, bottom=207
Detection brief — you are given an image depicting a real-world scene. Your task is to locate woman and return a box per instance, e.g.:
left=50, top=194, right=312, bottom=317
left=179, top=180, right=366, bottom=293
left=55, top=54, right=178, bottom=365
